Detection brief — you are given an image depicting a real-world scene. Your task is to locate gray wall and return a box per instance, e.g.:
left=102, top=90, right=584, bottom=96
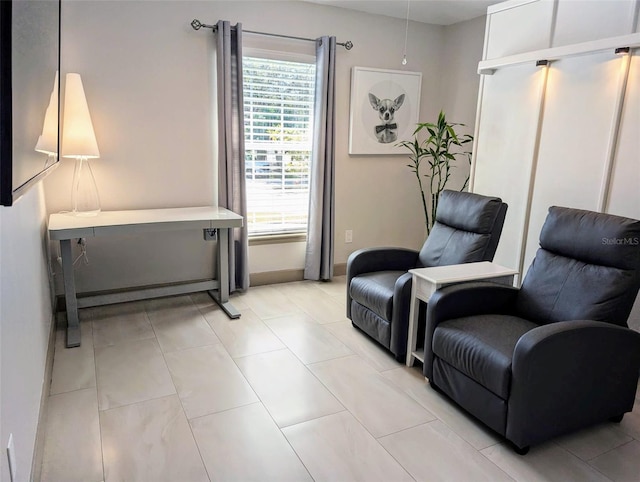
left=441, top=15, right=486, bottom=190
left=0, top=184, right=53, bottom=482
left=44, top=0, right=487, bottom=292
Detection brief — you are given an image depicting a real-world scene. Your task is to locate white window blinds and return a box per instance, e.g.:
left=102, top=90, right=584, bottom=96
left=243, top=56, right=316, bottom=236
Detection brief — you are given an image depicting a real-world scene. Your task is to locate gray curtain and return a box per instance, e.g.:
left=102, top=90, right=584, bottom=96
left=304, top=36, right=336, bottom=281
left=215, top=20, right=249, bottom=291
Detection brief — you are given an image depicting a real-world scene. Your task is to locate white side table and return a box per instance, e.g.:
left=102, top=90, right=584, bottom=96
left=406, top=261, right=518, bottom=367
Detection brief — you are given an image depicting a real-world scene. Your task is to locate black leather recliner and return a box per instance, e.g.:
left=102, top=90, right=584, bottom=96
left=424, top=206, right=640, bottom=453
left=346, top=190, right=508, bottom=361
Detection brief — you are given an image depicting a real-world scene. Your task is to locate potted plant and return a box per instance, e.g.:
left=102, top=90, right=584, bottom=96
left=398, top=110, right=473, bottom=234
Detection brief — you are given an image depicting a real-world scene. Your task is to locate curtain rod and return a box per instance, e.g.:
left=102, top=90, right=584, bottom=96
left=190, top=19, right=353, bottom=50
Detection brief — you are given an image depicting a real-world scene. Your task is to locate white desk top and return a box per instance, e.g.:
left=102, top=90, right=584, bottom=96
left=409, top=261, right=518, bottom=284
left=49, top=206, right=243, bottom=240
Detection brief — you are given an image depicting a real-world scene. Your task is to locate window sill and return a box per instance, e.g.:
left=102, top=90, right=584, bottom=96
left=249, top=233, right=307, bottom=246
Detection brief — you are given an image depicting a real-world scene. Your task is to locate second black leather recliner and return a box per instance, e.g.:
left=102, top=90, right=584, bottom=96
left=424, top=206, right=640, bottom=453
left=346, top=190, right=508, bottom=361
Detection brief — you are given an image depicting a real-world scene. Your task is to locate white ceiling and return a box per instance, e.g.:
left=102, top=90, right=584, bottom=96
left=302, top=0, right=502, bottom=26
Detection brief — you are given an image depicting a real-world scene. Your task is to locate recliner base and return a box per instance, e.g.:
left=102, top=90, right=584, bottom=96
left=432, top=357, right=507, bottom=436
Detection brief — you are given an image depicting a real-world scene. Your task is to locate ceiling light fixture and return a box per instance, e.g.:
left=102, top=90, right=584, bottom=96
left=402, top=0, right=410, bottom=65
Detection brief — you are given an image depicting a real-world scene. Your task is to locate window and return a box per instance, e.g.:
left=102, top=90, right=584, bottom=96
left=243, top=55, right=315, bottom=236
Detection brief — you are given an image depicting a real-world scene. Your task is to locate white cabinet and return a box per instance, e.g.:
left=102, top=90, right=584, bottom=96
left=472, top=0, right=640, bottom=327
left=553, top=0, right=637, bottom=46
left=473, top=64, right=544, bottom=274
left=522, top=52, right=623, bottom=270
left=485, top=0, right=555, bottom=59
left=607, top=53, right=640, bottom=219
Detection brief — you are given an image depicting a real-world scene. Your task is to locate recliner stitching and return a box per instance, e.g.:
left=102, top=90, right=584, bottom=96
left=435, top=225, right=456, bottom=266
left=546, top=256, right=577, bottom=321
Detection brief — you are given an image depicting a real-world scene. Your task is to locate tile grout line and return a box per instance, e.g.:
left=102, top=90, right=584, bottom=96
left=186, top=400, right=263, bottom=424
left=550, top=441, right=617, bottom=482
left=585, top=436, right=638, bottom=462
left=223, top=335, right=317, bottom=481
left=475, top=444, right=519, bottom=482
left=223, top=282, right=339, bottom=481
left=146, top=297, right=214, bottom=481
left=89, top=315, right=107, bottom=482
left=381, top=366, right=505, bottom=452
left=191, top=291, right=317, bottom=479
left=285, top=351, right=419, bottom=482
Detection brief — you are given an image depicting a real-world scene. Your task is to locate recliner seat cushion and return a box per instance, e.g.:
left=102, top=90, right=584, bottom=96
left=432, top=315, right=538, bottom=399
left=349, top=271, right=405, bottom=320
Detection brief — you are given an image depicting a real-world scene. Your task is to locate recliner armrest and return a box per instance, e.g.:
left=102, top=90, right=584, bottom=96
left=389, top=271, right=414, bottom=357
left=347, top=247, right=419, bottom=279
left=508, top=320, right=640, bottom=448
left=346, top=247, right=418, bottom=318
left=423, top=281, right=519, bottom=378
left=427, top=281, right=519, bottom=324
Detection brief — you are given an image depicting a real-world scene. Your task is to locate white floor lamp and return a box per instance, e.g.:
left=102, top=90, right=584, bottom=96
left=61, top=73, right=101, bottom=216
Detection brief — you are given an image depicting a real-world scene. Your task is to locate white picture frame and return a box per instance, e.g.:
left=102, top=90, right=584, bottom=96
left=348, top=67, right=422, bottom=155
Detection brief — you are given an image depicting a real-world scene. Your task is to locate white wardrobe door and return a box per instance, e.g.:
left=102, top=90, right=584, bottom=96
left=607, top=52, right=640, bottom=220
left=552, top=0, right=638, bottom=47
left=607, top=51, right=640, bottom=331
left=523, top=52, right=623, bottom=274
left=472, top=64, right=543, bottom=273
left=485, top=0, right=554, bottom=59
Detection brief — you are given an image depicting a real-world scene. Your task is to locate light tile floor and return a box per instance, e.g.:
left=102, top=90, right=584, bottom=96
left=39, top=277, right=640, bottom=482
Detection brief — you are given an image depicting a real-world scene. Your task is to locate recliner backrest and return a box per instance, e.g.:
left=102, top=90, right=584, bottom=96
left=417, top=190, right=507, bottom=268
left=516, top=206, right=640, bottom=327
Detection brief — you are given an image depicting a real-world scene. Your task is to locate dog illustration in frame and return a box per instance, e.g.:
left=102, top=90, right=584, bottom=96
left=368, top=93, right=405, bottom=144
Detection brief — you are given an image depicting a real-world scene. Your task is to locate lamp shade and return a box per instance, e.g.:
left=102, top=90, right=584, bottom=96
left=61, top=73, right=100, bottom=158
left=35, top=72, right=59, bottom=155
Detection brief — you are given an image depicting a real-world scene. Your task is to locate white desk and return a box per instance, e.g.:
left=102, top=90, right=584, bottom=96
left=49, top=206, right=243, bottom=348
left=406, top=261, right=518, bottom=367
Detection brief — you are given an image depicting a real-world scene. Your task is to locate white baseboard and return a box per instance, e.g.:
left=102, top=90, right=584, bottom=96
left=250, top=263, right=346, bottom=286
left=30, top=311, right=57, bottom=481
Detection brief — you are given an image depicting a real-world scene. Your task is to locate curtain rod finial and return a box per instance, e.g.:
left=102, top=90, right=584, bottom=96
left=344, top=41, right=353, bottom=50
left=191, top=19, right=203, bottom=30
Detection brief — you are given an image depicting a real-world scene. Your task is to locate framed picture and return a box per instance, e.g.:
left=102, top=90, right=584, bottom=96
left=349, top=67, right=422, bottom=155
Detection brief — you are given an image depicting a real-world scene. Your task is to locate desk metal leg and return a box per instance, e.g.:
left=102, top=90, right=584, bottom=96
left=60, top=239, right=81, bottom=348
left=212, top=227, right=240, bottom=319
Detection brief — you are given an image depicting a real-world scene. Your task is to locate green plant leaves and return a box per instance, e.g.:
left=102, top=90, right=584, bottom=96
left=396, top=110, right=474, bottom=233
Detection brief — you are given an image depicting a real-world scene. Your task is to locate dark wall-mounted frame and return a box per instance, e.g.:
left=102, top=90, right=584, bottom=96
left=0, top=0, right=61, bottom=206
